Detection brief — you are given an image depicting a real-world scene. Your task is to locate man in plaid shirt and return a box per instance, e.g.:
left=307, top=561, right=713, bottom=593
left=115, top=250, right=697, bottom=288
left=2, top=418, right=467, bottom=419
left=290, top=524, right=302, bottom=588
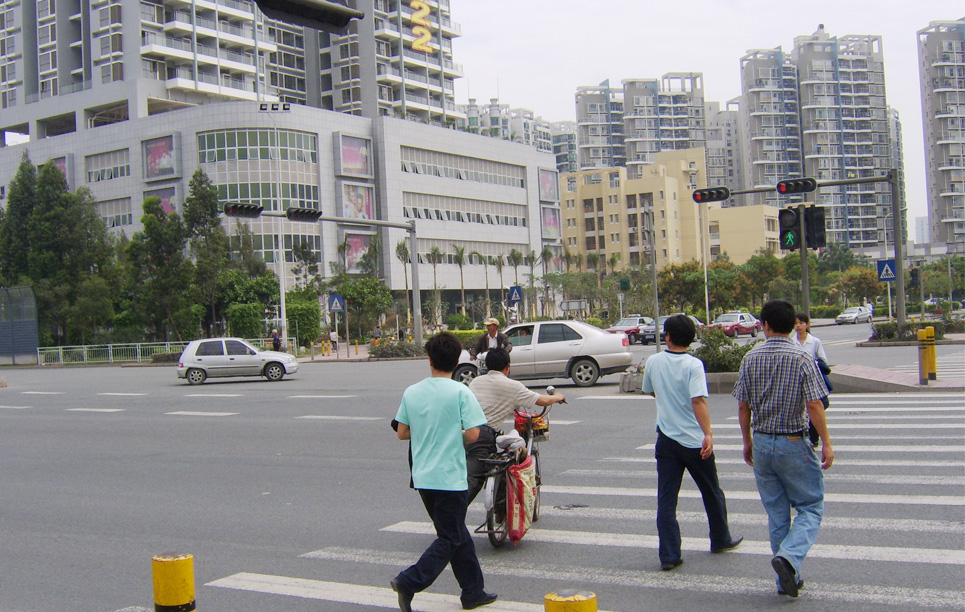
left=733, top=299, right=834, bottom=598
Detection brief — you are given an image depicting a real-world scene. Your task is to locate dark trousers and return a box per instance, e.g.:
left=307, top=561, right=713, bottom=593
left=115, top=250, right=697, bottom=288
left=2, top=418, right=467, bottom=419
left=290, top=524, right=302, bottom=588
left=808, top=398, right=829, bottom=445
left=394, top=489, right=486, bottom=606
left=465, top=426, right=498, bottom=503
left=655, top=430, right=733, bottom=563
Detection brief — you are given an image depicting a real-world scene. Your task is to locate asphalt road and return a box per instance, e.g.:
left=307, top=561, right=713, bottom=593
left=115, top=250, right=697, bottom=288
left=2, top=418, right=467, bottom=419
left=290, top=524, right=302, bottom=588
left=0, top=358, right=962, bottom=612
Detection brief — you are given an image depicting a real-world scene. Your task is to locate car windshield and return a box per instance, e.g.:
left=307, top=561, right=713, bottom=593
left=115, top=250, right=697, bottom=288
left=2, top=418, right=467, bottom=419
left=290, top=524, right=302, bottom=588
left=714, top=314, right=739, bottom=323
left=658, top=316, right=671, bottom=325
left=842, top=308, right=859, bottom=314
left=614, top=318, right=638, bottom=326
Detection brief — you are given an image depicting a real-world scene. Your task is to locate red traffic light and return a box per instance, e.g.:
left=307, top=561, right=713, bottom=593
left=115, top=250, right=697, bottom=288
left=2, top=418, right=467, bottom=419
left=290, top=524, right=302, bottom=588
left=692, top=187, right=731, bottom=203
left=286, top=207, right=323, bottom=222
left=223, top=202, right=263, bottom=218
left=776, top=178, right=817, bottom=195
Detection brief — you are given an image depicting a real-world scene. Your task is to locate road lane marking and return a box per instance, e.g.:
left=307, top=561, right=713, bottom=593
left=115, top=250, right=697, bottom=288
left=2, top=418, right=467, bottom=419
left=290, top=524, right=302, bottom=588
left=0, top=405, right=32, bottom=409
left=713, top=422, right=963, bottom=430
left=577, top=395, right=652, bottom=400
left=300, top=546, right=964, bottom=608
left=713, top=433, right=964, bottom=441
left=528, top=506, right=963, bottom=534
left=184, top=394, right=242, bottom=397
left=289, top=395, right=357, bottom=399
left=726, top=415, right=964, bottom=421
left=540, top=484, right=963, bottom=506
left=562, top=468, right=965, bottom=487
left=295, top=415, right=382, bottom=421
left=382, top=521, right=965, bottom=565
left=604, top=456, right=965, bottom=467
left=21, top=391, right=63, bottom=395
left=66, top=408, right=125, bottom=413
left=97, top=393, right=147, bottom=397
left=637, top=443, right=965, bottom=453
left=165, top=411, right=237, bottom=417
left=830, top=400, right=964, bottom=406
left=207, top=573, right=577, bottom=612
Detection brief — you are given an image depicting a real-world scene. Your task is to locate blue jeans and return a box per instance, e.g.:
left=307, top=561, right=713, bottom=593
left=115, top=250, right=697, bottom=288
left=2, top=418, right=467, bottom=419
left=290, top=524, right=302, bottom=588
left=752, top=432, right=825, bottom=584
left=394, top=489, right=487, bottom=606
left=655, top=430, right=734, bottom=563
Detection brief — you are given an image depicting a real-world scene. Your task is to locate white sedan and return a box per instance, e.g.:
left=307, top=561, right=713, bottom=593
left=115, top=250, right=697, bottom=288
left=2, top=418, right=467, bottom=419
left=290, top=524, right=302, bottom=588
left=177, top=337, right=299, bottom=384
left=452, top=320, right=632, bottom=387
left=835, top=307, right=873, bottom=325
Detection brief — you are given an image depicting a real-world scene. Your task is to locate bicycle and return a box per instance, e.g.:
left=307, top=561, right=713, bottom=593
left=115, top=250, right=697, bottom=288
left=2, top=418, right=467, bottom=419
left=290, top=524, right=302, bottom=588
left=474, top=387, right=564, bottom=547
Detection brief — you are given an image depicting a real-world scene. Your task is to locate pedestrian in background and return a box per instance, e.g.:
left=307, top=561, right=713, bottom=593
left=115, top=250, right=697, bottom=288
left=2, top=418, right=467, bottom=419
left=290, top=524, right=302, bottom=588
left=271, top=329, right=281, bottom=352
left=329, top=329, right=338, bottom=354
left=792, top=313, right=831, bottom=446
left=469, top=318, right=512, bottom=360
left=642, top=314, right=742, bottom=571
left=374, top=325, right=383, bottom=344
left=734, top=300, right=833, bottom=598
left=390, top=332, right=497, bottom=612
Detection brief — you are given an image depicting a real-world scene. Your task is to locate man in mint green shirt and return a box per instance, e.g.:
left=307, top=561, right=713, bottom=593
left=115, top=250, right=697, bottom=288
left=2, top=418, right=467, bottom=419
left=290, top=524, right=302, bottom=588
left=391, top=333, right=497, bottom=612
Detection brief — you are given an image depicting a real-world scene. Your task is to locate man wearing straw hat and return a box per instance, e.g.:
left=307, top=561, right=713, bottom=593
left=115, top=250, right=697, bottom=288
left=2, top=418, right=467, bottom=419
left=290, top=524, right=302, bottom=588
left=470, top=318, right=512, bottom=360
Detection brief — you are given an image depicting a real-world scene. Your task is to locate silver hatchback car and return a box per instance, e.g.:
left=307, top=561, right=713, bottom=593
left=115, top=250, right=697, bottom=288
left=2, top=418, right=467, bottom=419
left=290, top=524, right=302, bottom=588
left=453, top=320, right=632, bottom=387
left=177, top=338, right=299, bottom=384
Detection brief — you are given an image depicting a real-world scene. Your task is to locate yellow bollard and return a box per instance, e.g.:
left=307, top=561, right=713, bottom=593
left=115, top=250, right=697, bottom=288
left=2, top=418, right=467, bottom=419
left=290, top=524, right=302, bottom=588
left=545, top=589, right=597, bottom=612
left=926, top=326, right=937, bottom=381
left=355, top=340, right=359, bottom=355
left=917, top=329, right=929, bottom=386
left=152, top=552, right=195, bottom=612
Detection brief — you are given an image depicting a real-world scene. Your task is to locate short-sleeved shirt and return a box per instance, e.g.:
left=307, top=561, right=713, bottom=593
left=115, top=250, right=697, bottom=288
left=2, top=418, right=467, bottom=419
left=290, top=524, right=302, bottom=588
left=468, top=371, right=541, bottom=430
left=641, top=350, right=709, bottom=449
left=395, top=377, right=487, bottom=491
left=792, top=332, right=828, bottom=363
left=732, top=335, right=828, bottom=434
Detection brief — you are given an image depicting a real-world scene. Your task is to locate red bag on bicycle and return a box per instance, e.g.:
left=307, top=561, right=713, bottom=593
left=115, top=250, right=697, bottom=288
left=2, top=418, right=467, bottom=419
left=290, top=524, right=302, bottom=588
left=505, top=455, right=536, bottom=545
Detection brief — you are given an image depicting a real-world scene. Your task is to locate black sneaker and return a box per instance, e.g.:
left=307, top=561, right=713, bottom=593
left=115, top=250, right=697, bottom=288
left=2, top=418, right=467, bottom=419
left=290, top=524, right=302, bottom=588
left=771, top=556, right=799, bottom=598
left=660, top=559, right=683, bottom=571
left=390, top=578, right=413, bottom=612
left=778, top=579, right=805, bottom=596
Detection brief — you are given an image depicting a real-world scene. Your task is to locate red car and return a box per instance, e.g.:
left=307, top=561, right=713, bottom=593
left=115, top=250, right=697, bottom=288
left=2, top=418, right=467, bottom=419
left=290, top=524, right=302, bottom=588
left=707, top=311, right=761, bottom=337
left=605, top=315, right=654, bottom=345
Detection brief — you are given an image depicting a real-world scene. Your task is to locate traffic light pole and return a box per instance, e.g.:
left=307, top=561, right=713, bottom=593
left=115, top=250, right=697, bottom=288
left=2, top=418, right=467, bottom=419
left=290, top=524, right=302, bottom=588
left=799, top=203, right=809, bottom=316
left=262, top=212, right=425, bottom=346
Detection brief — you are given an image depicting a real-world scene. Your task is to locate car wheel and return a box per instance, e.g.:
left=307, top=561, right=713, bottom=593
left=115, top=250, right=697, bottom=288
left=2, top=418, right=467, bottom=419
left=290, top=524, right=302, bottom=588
left=185, top=368, right=206, bottom=385
left=641, top=336, right=650, bottom=345
left=751, top=328, right=758, bottom=337
left=451, top=364, right=478, bottom=385
left=571, top=359, right=600, bottom=387
left=629, top=333, right=638, bottom=345
left=263, top=362, right=285, bottom=381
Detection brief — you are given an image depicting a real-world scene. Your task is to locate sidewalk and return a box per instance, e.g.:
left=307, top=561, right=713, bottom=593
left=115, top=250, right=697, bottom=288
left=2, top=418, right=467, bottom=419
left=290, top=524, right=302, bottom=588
left=298, top=341, right=371, bottom=363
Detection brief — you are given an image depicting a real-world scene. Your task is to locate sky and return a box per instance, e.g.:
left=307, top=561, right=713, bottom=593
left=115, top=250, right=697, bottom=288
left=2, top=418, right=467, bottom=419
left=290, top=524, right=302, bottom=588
left=450, top=0, right=963, bottom=223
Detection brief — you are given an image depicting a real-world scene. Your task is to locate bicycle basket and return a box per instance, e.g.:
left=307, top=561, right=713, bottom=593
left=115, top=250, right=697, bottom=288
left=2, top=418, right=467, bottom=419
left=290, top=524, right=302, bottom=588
left=515, top=411, right=549, bottom=441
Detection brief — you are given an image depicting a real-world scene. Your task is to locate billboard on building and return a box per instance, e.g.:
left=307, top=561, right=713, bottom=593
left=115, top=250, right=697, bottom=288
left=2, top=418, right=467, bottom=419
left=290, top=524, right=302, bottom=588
left=538, top=168, right=559, bottom=202
left=541, top=206, right=561, bottom=239
left=144, top=186, right=177, bottom=215
left=339, top=182, right=374, bottom=220
left=334, top=133, right=373, bottom=177
left=343, top=232, right=372, bottom=274
left=142, top=134, right=180, bottom=181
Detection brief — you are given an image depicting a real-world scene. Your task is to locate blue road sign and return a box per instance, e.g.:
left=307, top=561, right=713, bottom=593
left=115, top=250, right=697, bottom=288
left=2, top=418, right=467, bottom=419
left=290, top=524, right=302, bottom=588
left=508, top=285, right=523, bottom=304
left=329, top=294, right=345, bottom=312
left=877, top=259, right=896, bottom=283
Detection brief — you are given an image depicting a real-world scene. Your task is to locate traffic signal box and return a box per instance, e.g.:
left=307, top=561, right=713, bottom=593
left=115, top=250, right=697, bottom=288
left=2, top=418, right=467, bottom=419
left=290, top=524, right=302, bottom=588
left=692, top=187, right=731, bottom=203
left=223, top=202, right=263, bottom=218
left=805, top=206, right=827, bottom=249
left=776, top=178, right=817, bottom=195
left=286, top=207, right=323, bottom=222
left=778, top=208, right=801, bottom=251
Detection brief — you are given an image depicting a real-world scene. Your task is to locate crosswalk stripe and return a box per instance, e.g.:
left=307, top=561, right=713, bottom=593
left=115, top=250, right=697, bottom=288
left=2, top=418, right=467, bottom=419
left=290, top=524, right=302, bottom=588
left=295, top=415, right=382, bottom=421
left=540, top=485, right=963, bottom=506
left=183, top=393, right=242, bottom=397
left=97, top=393, right=146, bottom=396
left=165, top=411, right=237, bottom=417
left=712, top=422, right=963, bottom=430
left=818, top=405, right=964, bottom=411
left=21, top=391, right=63, bottom=395
left=289, top=395, right=357, bottom=398
left=0, top=405, right=31, bottom=409
left=66, top=408, right=125, bottom=413
left=529, top=506, right=963, bottom=534
left=712, top=433, right=964, bottom=441
left=207, top=572, right=573, bottom=612
left=830, top=399, right=964, bottom=405
left=299, top=546, right=965, bottom=609
left=381, top=522, right=965, bottom=565
left=727, top=414, right=964, bottom=421
left=637, top=443, right=965, bottom=453
left=603, top=456, right=965, bottom=467
left=561, top=469, right=965, bottom=487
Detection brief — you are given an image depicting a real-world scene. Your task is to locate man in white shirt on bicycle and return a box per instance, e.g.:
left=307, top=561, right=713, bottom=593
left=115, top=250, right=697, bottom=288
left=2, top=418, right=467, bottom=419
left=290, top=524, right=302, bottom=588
left=466, top=348, right=566, bottom=502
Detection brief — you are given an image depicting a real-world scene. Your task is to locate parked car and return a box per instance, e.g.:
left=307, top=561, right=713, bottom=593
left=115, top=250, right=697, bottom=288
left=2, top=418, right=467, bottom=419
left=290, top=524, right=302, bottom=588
left=707, top=311, right=762, bottom=337
left=835, top=307, right=873, bottom=325
left=605, top=314, right=654, bottom=345
left=641, top=313, right=705, bottom=343
left=177, top=337, right=299, bottom=384
left=452, top=320, right=632, bottom=387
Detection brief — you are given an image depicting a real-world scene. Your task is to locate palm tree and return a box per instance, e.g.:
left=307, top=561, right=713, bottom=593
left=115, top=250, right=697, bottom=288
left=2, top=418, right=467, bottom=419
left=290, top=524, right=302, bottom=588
left=586, top=252, right=600, bottom=289
left=451, top=243, right=467, bottom=316
left=428, top=246, right=443, bottom=326
left=563, top=248, right=573, bottom=273
left=540, top=245, right=554, bottom=317
left=575, top=252, right=584, bottom=273
left=494, top=254, right=505, bottom=310
left=525, top=249, right=539, bottom=318
left=607, top=253, right=620, bottom=276
left=471, top=250, right=491, bottom=320
left=508, top=248, right=523, bottom=286
left=395, top=239, right=411, bottom=327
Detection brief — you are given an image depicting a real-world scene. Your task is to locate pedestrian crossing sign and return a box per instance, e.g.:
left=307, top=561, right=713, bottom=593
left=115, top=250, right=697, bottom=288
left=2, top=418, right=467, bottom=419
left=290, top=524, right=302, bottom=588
left=508, top=285, right=523, bottom=304
left=329, top=294, right=345, bottom=312
left=877, top=259, right=896, bottom=282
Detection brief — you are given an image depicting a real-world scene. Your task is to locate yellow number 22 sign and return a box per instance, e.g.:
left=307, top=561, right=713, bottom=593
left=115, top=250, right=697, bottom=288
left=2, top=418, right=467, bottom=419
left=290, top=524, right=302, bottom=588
left=410, top=0, right=432, bottom=52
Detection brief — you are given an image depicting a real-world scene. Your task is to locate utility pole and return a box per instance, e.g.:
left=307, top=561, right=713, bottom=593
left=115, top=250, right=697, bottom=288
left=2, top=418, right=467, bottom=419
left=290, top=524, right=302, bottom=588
left=798, top=202, right=809, bottom=315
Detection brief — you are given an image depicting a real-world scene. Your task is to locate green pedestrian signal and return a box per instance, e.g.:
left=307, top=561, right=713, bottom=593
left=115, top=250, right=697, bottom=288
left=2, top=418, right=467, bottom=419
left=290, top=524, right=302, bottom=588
left=778, top=208, right=801, bottom=251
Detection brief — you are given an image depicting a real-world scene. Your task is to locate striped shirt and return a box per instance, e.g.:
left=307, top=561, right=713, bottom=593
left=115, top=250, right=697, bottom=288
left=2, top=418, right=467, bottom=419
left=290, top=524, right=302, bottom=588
left=732, top=335, right=828, bottom=434
left=468, top=371, right=541, bottom=430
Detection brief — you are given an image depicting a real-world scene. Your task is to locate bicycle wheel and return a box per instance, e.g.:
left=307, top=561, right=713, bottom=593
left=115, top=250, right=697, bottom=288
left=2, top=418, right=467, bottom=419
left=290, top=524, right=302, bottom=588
left=531, top=447, right=541, bottom=522
left=486, top=472, right=508, bottom=548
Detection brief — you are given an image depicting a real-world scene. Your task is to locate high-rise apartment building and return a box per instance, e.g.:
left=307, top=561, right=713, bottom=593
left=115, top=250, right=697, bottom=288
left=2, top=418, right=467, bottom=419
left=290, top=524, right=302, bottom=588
left=551, top=121, right=578, bottom=175
left=918, top=18, right=965, bottom=254
left=705, top=99, right=743, bottom=202
left=456, top=97, right=552, bottom=152
left=0, top=0, right=464, bottom=144
left=575, top=80, right=625, bottom=170
left=738, top=26, right=903, bottom=251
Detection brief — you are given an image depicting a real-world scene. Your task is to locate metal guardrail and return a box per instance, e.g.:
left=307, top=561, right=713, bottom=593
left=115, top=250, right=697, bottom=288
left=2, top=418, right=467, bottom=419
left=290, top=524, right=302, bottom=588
left=36, top=338, right=276, bottom=366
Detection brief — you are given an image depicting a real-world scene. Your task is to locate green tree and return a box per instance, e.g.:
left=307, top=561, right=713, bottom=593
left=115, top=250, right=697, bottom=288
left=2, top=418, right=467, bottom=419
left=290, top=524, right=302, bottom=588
left=427, top=246, right=444, bottom=325
left=127, top=196, right=195, bottom=341
left=452, top=243, right=467, bottom=316
left=0, top=151, right=37, bottom=284
left=832, top=267, right=885, bottom=306
left=225, top=302, right=264, bottom=339
left=231, top=222, right=268, bottom=278
left=183, top=169, right=229, bottom=335
left=358, top=231, right=382, bottom=277
left=336, top=275, right=394, bottom=338
left=740, top=248, right=783, bottom=308
left=285, top=299, right=322, bottom=348
left=395, top=239, right=411, bottom=325
left=508, top=248, right=523, bottom=287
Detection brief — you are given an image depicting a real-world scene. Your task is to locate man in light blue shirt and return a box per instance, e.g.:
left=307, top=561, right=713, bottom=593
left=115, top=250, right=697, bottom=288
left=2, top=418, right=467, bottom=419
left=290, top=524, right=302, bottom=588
left=642, top=315, right=742, bottom=571
left=391, top=332, right=497, bottom=612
